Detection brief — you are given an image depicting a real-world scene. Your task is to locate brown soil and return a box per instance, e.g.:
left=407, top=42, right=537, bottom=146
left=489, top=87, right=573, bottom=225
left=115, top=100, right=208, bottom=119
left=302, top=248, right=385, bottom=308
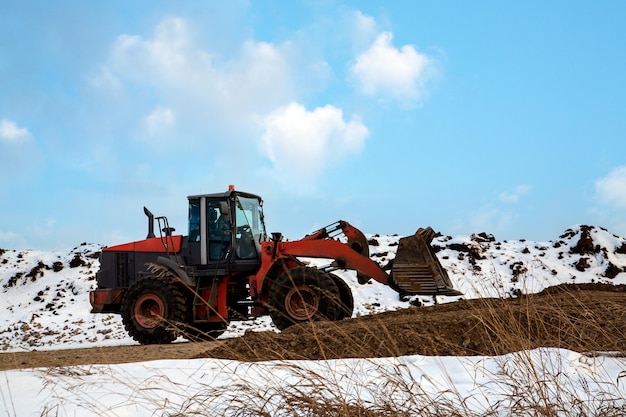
left=2, top=283, right=626, bottom=370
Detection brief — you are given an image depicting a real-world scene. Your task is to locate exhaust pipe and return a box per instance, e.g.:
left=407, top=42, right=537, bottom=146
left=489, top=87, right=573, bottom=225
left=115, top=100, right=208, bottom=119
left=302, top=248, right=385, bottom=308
left=144, top=206, right=156, bottom=238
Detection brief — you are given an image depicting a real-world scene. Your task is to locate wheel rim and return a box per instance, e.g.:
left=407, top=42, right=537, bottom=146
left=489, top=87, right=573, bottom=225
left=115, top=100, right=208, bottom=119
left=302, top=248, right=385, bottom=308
left=284, top=285, right=319, bottom=320
left=134, top=294, right=165, bottom=329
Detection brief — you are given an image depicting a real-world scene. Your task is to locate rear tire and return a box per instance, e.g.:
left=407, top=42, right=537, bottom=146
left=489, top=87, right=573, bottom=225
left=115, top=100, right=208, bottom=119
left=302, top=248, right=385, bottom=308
left=268, top=267, right=340, bottom=331
left=121, top=275, right=188, bottom=344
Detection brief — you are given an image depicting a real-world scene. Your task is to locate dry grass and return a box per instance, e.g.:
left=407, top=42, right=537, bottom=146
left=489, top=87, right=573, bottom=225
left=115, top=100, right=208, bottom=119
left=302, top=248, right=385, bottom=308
left=173, top=278, right=626, bottom=416
left=5, top=278, right=626, bottom=416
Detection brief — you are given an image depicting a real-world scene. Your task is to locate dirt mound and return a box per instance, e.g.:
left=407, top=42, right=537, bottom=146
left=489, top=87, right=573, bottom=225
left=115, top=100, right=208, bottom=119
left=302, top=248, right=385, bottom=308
left=199, top=283, right=626, bottom=361
left=2, top=284, right=626, bottom=370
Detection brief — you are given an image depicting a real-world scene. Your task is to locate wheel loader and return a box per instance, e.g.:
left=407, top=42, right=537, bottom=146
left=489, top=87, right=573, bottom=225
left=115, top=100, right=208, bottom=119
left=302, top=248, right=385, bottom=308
left=89, top=186, right=461, bottom=344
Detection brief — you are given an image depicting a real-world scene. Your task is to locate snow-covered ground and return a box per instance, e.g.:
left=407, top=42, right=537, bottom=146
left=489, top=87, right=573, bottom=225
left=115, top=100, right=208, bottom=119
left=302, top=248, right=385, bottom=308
left=2, top=224, right=626, bottom=415
left=4, top=349, right=626, bottom=416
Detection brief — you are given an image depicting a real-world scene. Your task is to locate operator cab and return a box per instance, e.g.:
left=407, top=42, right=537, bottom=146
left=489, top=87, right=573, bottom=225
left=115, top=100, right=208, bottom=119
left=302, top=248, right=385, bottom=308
left=186, top=188, right=267, bottom=269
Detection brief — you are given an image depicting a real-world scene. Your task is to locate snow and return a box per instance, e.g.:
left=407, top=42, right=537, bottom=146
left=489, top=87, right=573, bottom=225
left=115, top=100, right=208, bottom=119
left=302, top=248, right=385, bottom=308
left=2, top=350, right=625, bottom=416
left=2, top=224, right=626, bottom=415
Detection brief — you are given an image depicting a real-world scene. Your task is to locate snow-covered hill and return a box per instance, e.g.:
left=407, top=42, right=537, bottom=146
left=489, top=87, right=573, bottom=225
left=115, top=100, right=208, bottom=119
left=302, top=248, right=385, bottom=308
left=2, top=224, right=626, bottom=352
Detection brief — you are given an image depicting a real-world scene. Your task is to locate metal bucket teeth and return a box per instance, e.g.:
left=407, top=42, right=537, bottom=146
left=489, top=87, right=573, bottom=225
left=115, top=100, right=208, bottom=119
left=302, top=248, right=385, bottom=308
left=391, top=227, right=462, bottom=296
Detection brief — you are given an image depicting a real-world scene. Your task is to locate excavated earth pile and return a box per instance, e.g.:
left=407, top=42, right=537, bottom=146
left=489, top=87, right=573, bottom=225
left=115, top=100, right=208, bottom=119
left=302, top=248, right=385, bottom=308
left=199, top=283, right=626, bottom=361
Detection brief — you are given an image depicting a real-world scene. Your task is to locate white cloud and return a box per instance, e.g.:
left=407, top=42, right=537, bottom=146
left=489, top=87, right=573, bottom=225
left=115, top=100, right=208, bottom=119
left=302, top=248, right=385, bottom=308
left=143, top=107, right=175, bottom=135
left=105, top=18, right=310, bottom=126
left=0, top=119, right=37, bottom=185
left=93, top=16, right=363, bottom=189
left=595, top=166, right=626, bottom=209
left=0, top=230, right=26, bottom=249
left=349, top=32, right=435, bottom=104
left=111, top=18, right=191, bottom=80
left=89, top=66, right=123, bottom=93
left=0, top=119, right=31, bottom=141
left=499, top=185, right=532, bottom=203
left=465, top=204, right=515, bottom=237
left=260, top=102, right=368, bottom=185
left=350, top=11, right=378, bottom=50
left=0, top=230, right=19, bottom=241
left=455, top=186, right=531, bottom=237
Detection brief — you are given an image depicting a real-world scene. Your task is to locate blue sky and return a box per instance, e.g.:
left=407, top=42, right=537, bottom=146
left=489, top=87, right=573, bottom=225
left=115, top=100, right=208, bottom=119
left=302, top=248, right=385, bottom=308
left=1, top=1, right=625, bottom=250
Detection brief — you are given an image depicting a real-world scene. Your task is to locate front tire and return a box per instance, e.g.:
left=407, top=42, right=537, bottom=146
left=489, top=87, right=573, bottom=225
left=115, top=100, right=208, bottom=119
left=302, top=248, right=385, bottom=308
left=327, top=273, right=354, bottom=320
left=268, top=267, right=341, bottom=331
left=121, top=276, right=188, bottom=344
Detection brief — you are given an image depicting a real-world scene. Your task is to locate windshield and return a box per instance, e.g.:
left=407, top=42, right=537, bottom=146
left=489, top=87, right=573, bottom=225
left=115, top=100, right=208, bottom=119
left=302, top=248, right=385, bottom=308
left=235, top=195, right=267, bottom=242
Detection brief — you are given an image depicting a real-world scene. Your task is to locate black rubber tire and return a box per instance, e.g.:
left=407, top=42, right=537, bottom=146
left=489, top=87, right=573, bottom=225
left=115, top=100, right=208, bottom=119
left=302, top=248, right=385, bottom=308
left=121, top=275, right=188, bottom=345
left=327, top=272, right=354, bottom=320
left=268, top=267, right=340, bottom=331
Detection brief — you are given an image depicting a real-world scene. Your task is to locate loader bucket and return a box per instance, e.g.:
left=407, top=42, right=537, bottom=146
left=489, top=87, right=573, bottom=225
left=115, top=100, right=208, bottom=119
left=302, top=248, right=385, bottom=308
left=390, top=227, right=462, bottom=296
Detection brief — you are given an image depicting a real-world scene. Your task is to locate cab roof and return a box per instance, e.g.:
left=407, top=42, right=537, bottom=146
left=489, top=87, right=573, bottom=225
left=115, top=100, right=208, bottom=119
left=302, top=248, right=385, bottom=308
left=187, top=189, right=262, bottom=201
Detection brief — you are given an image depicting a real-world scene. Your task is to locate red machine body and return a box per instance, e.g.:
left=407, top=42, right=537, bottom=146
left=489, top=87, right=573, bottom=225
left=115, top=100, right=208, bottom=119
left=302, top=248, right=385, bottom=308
left=90, top=188, right=459, bottom=344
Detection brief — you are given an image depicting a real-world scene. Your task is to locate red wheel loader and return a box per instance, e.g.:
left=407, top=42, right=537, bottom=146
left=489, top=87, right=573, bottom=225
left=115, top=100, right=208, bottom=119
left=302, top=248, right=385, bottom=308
left=89, top=186, right=461, bottom=344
